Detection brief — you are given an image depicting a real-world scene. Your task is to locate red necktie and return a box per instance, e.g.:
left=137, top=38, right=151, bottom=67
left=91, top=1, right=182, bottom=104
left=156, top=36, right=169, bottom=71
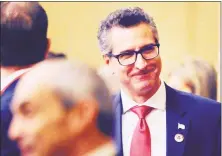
left=130, top=105, right=152, bottom=156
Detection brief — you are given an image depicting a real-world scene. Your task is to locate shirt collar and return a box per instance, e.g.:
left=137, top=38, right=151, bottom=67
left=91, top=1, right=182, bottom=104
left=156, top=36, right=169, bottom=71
left=1, top=68, right=31, bottom=92
left=121, top=80, right=166, bottom=113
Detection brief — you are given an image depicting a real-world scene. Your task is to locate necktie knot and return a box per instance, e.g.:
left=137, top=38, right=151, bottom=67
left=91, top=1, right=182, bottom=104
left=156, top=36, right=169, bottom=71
left=131, top=105, right=152, bottom=119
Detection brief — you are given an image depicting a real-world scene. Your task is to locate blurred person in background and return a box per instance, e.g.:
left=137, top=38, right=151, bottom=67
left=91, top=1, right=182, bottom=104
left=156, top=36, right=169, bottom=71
left=167, top=58, right=218, bottom=101
left=97, top=7, right=221, bottom=156
left=1, top=2, right=49, bottom=155
left=8, top=60, right=116, bottom=156
left=98, top=65, right=120, bottom=95
left=47, top=51, right=67, bottom=59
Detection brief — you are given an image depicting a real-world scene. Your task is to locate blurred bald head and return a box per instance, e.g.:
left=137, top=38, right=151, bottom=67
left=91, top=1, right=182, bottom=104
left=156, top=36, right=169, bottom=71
left=1, top=2, right=48, bottom=66
left=16, top=60, right=113, bottom=111
left=9, top=60, right=114, bottom=156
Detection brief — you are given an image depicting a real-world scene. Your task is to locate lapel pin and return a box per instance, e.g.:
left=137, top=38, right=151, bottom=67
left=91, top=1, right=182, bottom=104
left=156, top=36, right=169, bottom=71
left=174, top=133, right=184, bottom=142
left=178, top=123, right=185, bottom=130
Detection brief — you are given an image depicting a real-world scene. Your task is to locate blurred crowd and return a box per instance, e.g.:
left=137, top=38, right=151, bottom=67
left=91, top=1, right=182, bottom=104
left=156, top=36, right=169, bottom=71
left=1, top=2, right=220, bottom=156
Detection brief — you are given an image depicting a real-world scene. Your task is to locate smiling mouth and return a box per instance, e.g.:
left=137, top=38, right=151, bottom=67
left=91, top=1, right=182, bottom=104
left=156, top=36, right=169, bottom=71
left=146, top=66, right=156, bottom=72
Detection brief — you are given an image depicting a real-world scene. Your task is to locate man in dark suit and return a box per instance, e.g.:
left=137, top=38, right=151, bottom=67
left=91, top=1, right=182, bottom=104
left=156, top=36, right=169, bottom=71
left=97, top=7, right=221, bottom=156
left=1, top=2, right=49, bottom=155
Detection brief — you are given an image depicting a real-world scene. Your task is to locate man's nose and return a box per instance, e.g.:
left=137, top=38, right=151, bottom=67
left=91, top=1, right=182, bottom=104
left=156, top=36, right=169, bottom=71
left=8, top=117, right=22, bottom=141
left=134, top=54, right=147, bottom=69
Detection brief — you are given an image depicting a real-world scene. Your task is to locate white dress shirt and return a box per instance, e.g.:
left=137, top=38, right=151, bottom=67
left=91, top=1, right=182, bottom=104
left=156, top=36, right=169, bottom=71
left=1, top=68, right=30, bottom=92
left=121, top=81, right=166, bottom=156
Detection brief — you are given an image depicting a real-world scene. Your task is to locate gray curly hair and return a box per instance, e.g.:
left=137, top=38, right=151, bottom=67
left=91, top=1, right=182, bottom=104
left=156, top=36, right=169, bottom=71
left=97, top=7, right=159, bottom=54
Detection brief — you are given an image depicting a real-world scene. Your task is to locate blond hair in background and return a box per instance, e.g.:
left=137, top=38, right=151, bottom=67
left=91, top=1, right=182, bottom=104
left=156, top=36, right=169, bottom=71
left=168, top=58, right=217, bottom=101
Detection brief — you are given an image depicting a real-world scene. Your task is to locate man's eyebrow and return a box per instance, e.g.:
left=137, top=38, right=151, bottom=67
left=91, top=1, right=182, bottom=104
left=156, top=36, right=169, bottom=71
left=119, top=49, right=135, bottom=54
left=119, top=43, right=156, bottom=54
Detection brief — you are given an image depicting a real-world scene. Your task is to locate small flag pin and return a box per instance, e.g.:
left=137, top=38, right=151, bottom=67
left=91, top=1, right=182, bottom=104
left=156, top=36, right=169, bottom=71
left=178, top=123, right=185, bottom=130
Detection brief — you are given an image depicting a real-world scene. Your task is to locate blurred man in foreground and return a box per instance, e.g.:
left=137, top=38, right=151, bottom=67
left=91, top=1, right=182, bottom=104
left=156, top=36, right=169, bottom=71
left=1, top=2, right=49, bottom=155
left=8, top=60, right=116, bottom=156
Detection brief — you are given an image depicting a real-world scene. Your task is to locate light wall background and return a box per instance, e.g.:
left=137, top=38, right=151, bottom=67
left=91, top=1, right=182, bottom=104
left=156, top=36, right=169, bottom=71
left=40, top=2, right=220, bottom=100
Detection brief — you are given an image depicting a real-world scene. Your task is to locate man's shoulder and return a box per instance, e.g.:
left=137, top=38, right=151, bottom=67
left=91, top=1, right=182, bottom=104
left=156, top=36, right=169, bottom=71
left=167, top=85, right=221, bottom=117
left=177, top=89, right=219, bottom=104
left=1, top=78, right=21, bottom=156
left=1, top=78, right=20, bottom=110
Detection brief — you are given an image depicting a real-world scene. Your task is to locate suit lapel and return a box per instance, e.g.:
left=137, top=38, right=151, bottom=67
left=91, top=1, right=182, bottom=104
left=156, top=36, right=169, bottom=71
left=165, top=84, right=190, bottom=156
left=113, top=93, right=123, bottom=156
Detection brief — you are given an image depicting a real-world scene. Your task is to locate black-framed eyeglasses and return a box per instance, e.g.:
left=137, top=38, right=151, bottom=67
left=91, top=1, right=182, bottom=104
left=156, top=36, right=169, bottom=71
left=106, top=43, right=160, bottom=66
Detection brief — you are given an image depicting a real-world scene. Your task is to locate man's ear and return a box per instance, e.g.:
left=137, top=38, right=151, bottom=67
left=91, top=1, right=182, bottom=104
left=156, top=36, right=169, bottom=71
left=44, top=38, right=51, bottom=59
left=46, top=38, right=51, bottom=52
left=67, top=98, right=99, bottom=134
left=103, top=55, right=110, bottom=65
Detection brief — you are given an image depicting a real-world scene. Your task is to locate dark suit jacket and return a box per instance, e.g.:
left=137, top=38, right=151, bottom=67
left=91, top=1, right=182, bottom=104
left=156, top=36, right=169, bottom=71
left=113, top=84, right=221, bottom=156
left=1, top=79, right=20, bottom=156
